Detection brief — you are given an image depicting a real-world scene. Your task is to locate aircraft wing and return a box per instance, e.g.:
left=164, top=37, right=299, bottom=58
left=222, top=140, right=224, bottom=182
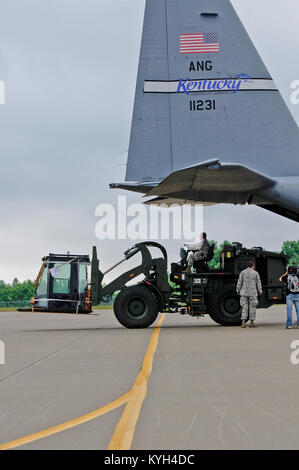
left=146, top=160, right=276, bottom=199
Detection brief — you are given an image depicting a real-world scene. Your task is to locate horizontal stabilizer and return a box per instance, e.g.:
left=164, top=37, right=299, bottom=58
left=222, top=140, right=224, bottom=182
left=110, top=182, right=157, bottom=194
left=146, top=160, right=275, bottom=198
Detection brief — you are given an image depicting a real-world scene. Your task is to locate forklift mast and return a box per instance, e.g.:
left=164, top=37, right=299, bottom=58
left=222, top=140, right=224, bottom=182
left=91, top=241, right=169, bottom=306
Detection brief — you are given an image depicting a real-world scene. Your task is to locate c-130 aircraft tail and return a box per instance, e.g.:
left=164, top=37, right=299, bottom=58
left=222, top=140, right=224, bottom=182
left=111, top=0, right=299, bottom=223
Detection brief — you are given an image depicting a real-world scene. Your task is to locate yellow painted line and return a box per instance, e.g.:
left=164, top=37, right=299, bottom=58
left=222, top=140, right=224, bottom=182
left=108, top=314, right=165, bottom=450
left=0, top=391, right=131, bottom=450
left=0, top=314, right=165, bottom=451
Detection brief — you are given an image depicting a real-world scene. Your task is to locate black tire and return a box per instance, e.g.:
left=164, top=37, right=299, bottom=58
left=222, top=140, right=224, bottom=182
left=208, top=287, right=242, bottom=326
left=114, top=286, right=159, bottom=329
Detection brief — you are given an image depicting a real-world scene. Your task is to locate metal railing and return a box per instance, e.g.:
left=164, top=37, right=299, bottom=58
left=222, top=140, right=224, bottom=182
left=0, top=300, right=31, bottom=309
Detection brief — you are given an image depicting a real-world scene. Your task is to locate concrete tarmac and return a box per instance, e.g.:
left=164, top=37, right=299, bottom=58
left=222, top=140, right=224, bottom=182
left=0, top=306, right=298, bottom=450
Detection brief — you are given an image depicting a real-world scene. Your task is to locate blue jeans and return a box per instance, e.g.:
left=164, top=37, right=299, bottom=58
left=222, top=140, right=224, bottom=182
left=286, top=294, right=299, bottom=327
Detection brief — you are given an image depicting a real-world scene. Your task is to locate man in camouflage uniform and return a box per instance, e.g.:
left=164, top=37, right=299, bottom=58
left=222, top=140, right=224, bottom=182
left=184, top=232, right=210, bottom=273
left=236, top=260, right=263, bottom=328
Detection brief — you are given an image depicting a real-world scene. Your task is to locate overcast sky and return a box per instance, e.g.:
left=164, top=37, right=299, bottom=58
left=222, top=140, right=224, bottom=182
left=0, top=0, right=298, bottom=282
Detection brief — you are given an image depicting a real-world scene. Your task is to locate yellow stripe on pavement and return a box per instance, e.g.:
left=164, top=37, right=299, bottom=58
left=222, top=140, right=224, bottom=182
left=0, top=314, right=165, bottom=451
left=108, top=314, right=165, bottom=450
left=0, top=391, right=131, bottom=450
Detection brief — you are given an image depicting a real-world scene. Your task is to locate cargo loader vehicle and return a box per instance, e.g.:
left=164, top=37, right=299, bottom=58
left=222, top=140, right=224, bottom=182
left=21, top=241, right=288, bottom=328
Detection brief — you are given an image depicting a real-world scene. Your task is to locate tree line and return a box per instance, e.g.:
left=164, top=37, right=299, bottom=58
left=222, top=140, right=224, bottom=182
left=0, top=279, right=36, bottom=302
left=1, top=241, right=299, bottom=302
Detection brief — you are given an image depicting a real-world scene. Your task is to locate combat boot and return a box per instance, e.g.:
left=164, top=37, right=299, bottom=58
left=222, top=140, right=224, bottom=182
left=249, top=321, right=257, bottom=328
left=183, top=266, right=191, bottom=273
left=241, top=321, right=247, bottom=328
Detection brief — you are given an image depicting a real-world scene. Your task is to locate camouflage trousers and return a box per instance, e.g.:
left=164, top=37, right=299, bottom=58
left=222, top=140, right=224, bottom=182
left=240, top=296, right=259, bottom=321
left=188, top=252, right=205, bottom=267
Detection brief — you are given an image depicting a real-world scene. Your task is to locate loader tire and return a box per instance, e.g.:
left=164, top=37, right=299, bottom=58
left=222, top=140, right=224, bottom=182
left=114, top=286, right=159, bottom=329
left=208, top=287, right=242, bottom=326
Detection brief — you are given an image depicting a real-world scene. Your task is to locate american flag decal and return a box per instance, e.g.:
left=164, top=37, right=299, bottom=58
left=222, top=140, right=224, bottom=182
left=180, top=33, right=220, bottom=54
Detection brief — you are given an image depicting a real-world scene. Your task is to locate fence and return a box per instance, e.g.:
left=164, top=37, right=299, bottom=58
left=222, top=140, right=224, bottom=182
left=0, top=300, right=115, bottom=309
left=0, top=300, right=30, bottom=309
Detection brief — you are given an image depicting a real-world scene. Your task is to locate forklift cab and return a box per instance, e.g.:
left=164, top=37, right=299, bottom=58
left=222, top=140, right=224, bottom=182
left=32, top=253, right=92, bottom=313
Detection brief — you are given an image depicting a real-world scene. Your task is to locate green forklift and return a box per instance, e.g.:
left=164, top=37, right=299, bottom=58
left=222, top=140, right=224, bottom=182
left=23, top=241, right=288, bottom=328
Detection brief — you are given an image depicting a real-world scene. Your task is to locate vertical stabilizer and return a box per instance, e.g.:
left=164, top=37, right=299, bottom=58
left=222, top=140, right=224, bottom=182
left=126, top=0, right=299, bottom=182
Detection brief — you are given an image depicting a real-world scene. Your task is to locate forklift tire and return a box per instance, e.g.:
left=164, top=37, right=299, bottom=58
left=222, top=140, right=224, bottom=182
left=114, top=286, right=159, bottom=329
left=208, top=287, right=242, bottom=326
